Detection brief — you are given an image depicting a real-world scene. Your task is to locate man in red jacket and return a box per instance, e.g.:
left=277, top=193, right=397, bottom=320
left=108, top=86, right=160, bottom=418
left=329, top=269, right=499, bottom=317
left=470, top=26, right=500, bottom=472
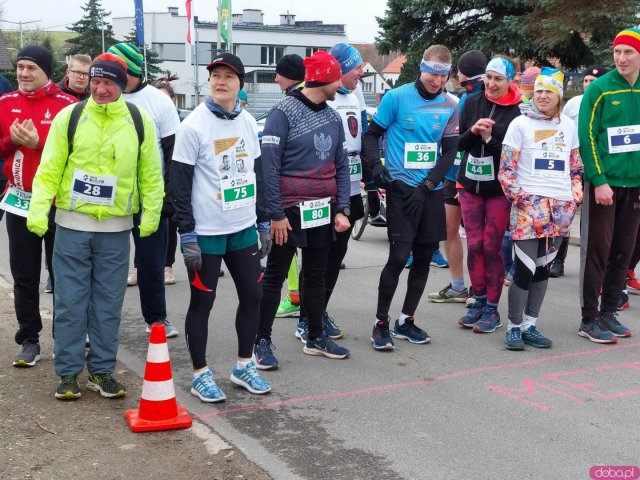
left=0, top=45, right=76, bottom=368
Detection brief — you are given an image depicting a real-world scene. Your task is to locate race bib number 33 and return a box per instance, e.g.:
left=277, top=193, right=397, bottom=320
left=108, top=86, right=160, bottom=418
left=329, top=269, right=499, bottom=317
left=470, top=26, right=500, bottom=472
left=70, top=169, right=117, bottom=206
left=0, top=185, right=32, bottom=217
left=300, top=197, right=331, bottom=229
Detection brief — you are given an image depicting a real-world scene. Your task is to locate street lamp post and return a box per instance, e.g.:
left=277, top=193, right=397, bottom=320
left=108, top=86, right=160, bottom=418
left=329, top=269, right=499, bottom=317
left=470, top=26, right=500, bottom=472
left=0, top=19, right=41, bottom=48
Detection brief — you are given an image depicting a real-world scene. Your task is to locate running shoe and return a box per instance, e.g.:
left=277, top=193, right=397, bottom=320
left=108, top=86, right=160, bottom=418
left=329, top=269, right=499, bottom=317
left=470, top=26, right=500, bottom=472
left=392, top=318, right=431, bottom=344
left=276, top=296, right=300, bottom=318
left=458, top=301, right=483, bottom=328
left=164, top=267, right=176, bottom=285
left=472, top=308, right=503, bottom=333
left=191, top=370, right=226, bottom=403
left=127, top=268, right=137, bottom=286
left=626, top=269, right=640, bottom=291
left=146, top=319, right=179, bottom=338
left=522, top=325, right=552, bottom=348
left=405, top=254, right=413, bottom=269
left=254, top=338, right=279, bottom=370
left=295, top=318, right=308, bottom=344
left=322, top=312, right=344, bottom=339
left=616, top=290, right=630, bottom=311
left=600, top=312, right=632, bottom=337
left=55, top=374, right=81, bottom=400
left=371, top=320, right=394, bottom=351
left=44, top=275, right=53, bottom=294
left=505, top=327, right=525, bottom=350
left=430, top=249, right=449, bottom=268
left=13, top=341, right=40, bottom=367
left=466, top=286, right=476, bottom=306
left=86, top=373, right=126, bottom=398
left=427, top=284, right=469, bottom=303
left=578, top=320, right=618, bottom=344
left=230, top=361, right=272, bottom=394
left=549, top=260, right=564, bottom=278
left=303, top=332, right=350, bottom=359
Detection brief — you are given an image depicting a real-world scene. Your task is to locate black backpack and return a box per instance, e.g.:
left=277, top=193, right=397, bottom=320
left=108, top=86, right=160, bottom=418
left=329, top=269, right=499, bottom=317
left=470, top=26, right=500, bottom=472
left=67, top=99, right=145, bottom=158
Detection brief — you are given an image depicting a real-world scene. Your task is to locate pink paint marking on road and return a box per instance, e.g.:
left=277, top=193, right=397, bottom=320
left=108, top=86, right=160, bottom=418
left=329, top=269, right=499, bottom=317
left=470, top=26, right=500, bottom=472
left=195, top=342, right=640, bottom=419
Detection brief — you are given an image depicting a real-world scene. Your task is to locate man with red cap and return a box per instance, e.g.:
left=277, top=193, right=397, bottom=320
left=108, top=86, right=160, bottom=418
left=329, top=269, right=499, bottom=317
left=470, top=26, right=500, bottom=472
left=254, top=50, right=351, bottom=368
left=577, top=28, right=640, bottom=343
left=0, top=45, right=76, bottom=368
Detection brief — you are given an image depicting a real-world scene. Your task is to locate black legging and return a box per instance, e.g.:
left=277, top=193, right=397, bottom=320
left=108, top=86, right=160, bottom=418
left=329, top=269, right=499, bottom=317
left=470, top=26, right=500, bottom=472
left=258, top=243, right=330, bottom=341
left=376, top=240, right=438, bottom=321
left=166, top=218, right=179, bottom=267
left=185, top=245, right=262, bottom=370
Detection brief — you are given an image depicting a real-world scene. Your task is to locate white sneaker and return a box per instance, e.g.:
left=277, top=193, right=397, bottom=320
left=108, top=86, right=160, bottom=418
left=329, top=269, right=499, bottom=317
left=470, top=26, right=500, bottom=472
left=146, top=320, right=179, bottom=338
left=127, top=268, right=137, bottom=286
left=164, top=266, right=176, bottom=285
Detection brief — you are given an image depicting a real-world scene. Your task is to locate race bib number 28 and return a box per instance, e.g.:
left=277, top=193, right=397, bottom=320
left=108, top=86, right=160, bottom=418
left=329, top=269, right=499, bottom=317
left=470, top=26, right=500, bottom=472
left=70, top=169, right=117, bottom=206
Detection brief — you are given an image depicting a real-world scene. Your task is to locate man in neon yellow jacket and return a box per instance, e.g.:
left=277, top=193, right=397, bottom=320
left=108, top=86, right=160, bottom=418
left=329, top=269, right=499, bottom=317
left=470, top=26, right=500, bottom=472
left=26, top=53, right=164, bottom=400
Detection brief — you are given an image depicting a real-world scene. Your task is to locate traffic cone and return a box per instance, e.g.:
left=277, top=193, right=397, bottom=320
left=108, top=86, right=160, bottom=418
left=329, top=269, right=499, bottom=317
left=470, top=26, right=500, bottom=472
left=125, top=323, right=192, bottom=432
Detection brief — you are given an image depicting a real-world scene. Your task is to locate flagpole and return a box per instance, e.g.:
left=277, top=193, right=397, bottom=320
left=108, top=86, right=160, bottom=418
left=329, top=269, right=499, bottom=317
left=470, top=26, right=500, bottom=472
left=217, top=0, right=222, bottom=54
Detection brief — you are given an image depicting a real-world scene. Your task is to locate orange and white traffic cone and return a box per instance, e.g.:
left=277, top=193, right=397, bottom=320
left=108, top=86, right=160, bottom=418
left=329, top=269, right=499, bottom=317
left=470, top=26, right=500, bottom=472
left=125, top=323, right=192, bottom=432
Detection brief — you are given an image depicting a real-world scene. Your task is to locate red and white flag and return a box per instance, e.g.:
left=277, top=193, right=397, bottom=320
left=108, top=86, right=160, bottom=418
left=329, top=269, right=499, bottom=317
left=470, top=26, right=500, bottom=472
left=185, top=0, right=194, bottom=44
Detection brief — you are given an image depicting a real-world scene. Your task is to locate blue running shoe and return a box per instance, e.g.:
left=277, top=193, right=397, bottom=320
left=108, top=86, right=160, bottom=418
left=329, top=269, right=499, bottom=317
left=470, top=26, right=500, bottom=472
left=371, top=320, right=394, bottom=350
left=505, top=327, right=525, bottom=350
left=405, top=253, right=413, bottom=269
left=473, top=308, right=503, bottom=333
left=191, top=370, right=226, bottom=403
left=304, top=332, right=350, bottom=359
left=295, top=318, right=308, bottom=344
left=230, top=361, right=272, bottom=394
left=392, top=317, right=431, bottom=344
left=458, top=301, right=484, bottom=328
left=254, top=338, right=279, bottom=370
left=322, top=312, right=344, bottom=339
left=600, top=312, right=631, bottom=338
left=522, top=325, right=552, bottom=348
left=578, top=320, right=617, bottom=344
left=430, top=249, right=449, bottom=268
left=616, top=291, right=630, bottom=311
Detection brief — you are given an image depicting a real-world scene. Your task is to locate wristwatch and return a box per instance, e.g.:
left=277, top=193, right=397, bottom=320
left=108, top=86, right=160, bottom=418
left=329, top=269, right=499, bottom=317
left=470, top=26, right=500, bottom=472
left=338, top=207, right=351, bottom=217
left=483, top=136, right=493, bottom=144
left=423, top=179, right=436, bottom=191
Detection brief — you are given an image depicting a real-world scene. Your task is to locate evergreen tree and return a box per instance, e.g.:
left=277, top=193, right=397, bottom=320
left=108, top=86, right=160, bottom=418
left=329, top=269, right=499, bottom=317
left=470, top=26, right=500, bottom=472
left=123, top=25, right=162, bottom=81
left=42, top=36, right=67, bottom=83
left=67, top=0, right=116, bottom=58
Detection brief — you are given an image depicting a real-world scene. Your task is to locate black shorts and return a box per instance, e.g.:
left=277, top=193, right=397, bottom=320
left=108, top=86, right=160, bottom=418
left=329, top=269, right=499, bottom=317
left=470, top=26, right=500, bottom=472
left=386, top=186, right=446, bottom=244
left=349, top=193, right=365, bottom=222
left=443, top=179, right=460, bottom=207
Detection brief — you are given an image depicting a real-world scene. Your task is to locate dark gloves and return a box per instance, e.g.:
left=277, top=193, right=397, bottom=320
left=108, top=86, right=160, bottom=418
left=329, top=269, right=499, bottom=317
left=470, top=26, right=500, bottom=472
left=180, top=231, right=202, bottom=271
left=404, top=184, right=429, bottom=217
left=370, top=161, right=393, bottom=189
left=257, top=222, right=272, bottom=259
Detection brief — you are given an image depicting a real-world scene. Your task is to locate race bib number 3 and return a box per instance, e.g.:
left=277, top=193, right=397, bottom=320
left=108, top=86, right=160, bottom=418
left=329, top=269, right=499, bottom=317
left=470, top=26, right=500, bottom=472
left=404, top=143, right=437, bottom=169
left=608, top=125, right=640, bottom=154
left=0, top=185, right=32, bottom=217
left=300, top=197, right=331, bottom=230
left=465, top=155, right=494, bottom=181
left=220, top=174, right=256, bottom=211
left=70, top=169, right=117, bottom=206
left=349, top=156, right=362, bottom=182
left=532, top=150, right=569, bottom=178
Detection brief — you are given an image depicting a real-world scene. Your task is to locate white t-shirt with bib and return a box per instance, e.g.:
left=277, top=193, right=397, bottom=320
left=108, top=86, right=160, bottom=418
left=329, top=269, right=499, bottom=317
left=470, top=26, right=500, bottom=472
left=502, top=113, right=579, bottom=201
left=328, top=89, right=363, bottom=196
left=172, top=103, right=261, bottom=235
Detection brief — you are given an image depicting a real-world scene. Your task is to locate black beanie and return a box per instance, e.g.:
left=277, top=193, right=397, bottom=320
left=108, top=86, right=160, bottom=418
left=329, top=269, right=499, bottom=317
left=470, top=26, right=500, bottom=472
left=17, top=45, right=53, bottom=79
left=457, top=50, right=488, bottom=78
left=583, top=65, right=609, bottom=78
left=276, top=54, right=305, bottom=82
left=90, top=54, right=128, bottom=91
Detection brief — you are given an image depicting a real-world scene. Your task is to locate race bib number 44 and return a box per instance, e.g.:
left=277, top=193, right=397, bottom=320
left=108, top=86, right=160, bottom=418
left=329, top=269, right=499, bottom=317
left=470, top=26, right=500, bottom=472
left=465, top=155, right=494, bottom=181
left=608, top=125, right=640, bottom=154
left=300, top=197, right=331, bottom=229
left=70, top=169, right=117, bottom=206
left=0, top=185, right=32, bottom=217
left=220, top=174, right=256, bottom=211
left=404, top=143, right=437, bottom=169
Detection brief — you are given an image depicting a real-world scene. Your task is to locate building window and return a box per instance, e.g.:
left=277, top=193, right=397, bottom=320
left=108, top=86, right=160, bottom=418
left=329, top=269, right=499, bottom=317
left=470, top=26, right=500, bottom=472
left=305, top=47, right=325, bottom=57
left=176, top=94, right=186, bottom=109
left=151, top=43, right=186, bottom=62
left=363, top=82, right=372, bottom=92
left=261, top=45, right=285, bottom=65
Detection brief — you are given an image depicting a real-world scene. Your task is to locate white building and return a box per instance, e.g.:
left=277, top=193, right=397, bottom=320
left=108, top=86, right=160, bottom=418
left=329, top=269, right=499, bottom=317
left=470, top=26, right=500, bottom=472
left=361, top=62, right=390, bottom=96
left=113, top=7, right=347, bottom=110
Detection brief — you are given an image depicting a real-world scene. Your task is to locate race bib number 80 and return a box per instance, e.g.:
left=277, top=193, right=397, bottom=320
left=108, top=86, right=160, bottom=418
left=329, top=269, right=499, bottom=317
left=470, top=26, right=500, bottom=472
left=300, top=197, right=331, bottom=229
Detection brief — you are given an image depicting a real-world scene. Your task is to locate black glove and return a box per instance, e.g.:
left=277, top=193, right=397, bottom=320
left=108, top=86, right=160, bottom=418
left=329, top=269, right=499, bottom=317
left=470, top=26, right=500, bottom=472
left=404, top=184, right=428, bottom=216
left=371, top=162, right=392, bottom=189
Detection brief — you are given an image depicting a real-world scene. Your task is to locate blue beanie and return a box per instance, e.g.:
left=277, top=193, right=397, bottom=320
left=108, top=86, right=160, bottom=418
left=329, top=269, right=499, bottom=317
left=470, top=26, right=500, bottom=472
left=329, top=43, right=363, bottom=75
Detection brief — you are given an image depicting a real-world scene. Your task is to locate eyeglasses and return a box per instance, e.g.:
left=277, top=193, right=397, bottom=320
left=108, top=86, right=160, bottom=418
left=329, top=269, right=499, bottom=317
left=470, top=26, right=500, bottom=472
left=69, top=70, right=89, bottom=78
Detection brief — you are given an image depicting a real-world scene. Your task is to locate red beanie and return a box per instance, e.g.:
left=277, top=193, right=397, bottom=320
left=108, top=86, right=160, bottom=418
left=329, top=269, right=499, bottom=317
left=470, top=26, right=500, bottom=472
left=613, top=28, right=640, bottom=54
left=304, top=50, right=342, bottom=85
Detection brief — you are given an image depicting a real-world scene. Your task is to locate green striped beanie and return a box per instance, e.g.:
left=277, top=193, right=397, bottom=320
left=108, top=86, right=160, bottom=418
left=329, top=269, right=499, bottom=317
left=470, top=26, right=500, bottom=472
left=107, top=43, right=144, bottom=77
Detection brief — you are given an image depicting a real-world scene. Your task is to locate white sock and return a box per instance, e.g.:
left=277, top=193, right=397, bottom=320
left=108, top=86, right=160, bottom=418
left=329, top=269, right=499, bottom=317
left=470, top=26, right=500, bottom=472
left=522, top=314, right=537, bottom=330
left=236, top=360, right=251, bottom=370
left=193, top=368, right=210, bottom=379
left=398, top=313, right=411, bottom=326
left=507, top=322, right=521, bottom=330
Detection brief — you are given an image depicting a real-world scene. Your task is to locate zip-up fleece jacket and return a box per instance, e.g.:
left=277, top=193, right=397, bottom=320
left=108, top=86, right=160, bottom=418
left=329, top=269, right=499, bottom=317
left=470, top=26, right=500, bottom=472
left=26, top=95, right=164, bottom=237
left=457, top=84, right=522, bottom=197
left=578, top=69, right=640, bottom=187
left=0, top=81, right=76, bottom=192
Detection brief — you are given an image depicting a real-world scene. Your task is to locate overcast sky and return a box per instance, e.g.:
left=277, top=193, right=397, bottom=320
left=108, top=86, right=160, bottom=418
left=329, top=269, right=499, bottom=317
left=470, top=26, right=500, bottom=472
left=1, top=0, right=389, bottom=43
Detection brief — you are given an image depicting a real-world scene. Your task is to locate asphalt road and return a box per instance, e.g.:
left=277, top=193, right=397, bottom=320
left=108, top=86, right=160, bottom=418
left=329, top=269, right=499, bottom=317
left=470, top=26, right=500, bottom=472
left=2, top=220, right=639, bottom=480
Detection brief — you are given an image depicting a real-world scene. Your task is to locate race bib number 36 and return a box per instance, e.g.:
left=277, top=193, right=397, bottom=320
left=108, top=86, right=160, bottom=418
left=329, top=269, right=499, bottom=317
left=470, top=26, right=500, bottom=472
left=220, top=174, right=256, bottom=211
left=404, top=143, right=437, bottom=169
left=0, top=185, right=32, bottom=217
left=300, top=197, right=331, bottom=230
left=608, top=125, right=640, bottom=154
left=70, top=169, right=117, bottom=206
